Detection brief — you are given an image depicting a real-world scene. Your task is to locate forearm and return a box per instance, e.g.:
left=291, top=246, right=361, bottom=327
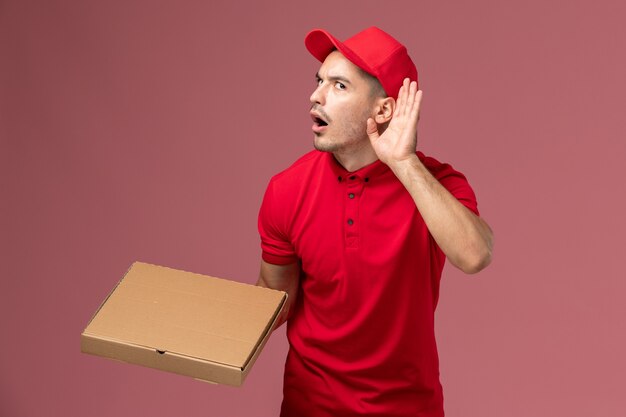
left=257, top=260, right=300, bottom=328
left=389, top=155, right=493, bottom=274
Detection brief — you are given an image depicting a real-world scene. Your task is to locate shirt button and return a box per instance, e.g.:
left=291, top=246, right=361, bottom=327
left=347, top=219, right=354, bottom=225
left=349, top=175, right=356, bottom=180
left=348, top=193, right=355, bottom=199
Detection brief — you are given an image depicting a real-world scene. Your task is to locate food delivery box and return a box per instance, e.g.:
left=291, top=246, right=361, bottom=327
left=81, top=261, right=286, bottom=386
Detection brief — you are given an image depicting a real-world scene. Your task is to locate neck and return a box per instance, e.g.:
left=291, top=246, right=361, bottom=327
left=332, top=143, right=379, bottom=172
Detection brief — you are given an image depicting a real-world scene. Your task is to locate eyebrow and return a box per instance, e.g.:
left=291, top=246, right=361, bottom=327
left=315, top=72, right=353, bottom=85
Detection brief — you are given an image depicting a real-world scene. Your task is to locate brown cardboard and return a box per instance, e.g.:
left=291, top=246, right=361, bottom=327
left=81, top=261, right=286, bottom=386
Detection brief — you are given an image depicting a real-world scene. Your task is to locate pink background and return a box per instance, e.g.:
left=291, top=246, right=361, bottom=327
left=2, top=0, right=625, bottom=416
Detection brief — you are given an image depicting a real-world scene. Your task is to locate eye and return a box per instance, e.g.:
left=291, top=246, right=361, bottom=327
left=335, top=82, right=346, bottom=90
left=316, top=78, right=323, bottom=86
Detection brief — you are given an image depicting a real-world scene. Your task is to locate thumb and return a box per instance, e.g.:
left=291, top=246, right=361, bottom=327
left=366, top=118, right=379, bottom=143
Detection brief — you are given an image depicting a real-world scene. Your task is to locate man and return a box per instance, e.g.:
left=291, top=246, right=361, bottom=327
left=257, top=27, right=493, bottom=417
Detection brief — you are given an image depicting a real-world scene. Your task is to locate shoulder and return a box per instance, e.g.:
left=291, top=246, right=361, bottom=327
left=417, top=151, right=456, bottom=174
left=417, top=151, right=479, bottom=214
left=259, top=150, right=325, bottom=227
left=417, top=151, right=469, bottom=181
left=269, top=150, right=326, bottom=186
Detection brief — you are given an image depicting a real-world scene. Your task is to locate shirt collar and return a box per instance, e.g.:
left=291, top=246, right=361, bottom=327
left=325, top=151, right=390, bottom=183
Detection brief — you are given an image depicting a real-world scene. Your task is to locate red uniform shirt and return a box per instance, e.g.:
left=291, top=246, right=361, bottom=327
left=258, top=150, right=479, bottom=417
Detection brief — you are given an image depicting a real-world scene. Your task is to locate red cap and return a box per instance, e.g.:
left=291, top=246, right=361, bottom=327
left=305, top=26, right=418, bottom=99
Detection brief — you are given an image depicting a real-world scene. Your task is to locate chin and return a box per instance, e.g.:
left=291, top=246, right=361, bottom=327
left=313, top=137, right=337, bottom=153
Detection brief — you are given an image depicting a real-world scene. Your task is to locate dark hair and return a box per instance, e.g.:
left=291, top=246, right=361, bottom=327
left=359, top=68, right=387, bottom=99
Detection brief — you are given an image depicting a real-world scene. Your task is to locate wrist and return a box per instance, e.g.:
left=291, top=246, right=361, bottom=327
left=388, top=153, right=432, bottom=188
left=388, top=153, right=420, bottom=174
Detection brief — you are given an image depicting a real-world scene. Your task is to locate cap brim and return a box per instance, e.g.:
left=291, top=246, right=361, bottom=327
left=305, top=29, right=338, bottom=62
left=305, top=29, right=374, bottom=75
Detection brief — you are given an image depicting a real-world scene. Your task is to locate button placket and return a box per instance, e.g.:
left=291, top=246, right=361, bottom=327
left=345, top=175, right=363, bottom=248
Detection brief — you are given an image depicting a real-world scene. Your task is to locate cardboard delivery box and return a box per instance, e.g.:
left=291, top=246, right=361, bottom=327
left=81, top=261, right=286, bottom=386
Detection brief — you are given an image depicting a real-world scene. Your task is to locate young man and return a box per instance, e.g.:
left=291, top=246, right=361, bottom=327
left=257, top=27, right=494, bottom=417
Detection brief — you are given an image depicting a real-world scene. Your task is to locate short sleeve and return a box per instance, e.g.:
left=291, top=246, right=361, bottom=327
left=258, top=178, right=299, bottom=265
left=420, top=153, right=481, bottom=269
left=421, top=153, right=480, bottom=216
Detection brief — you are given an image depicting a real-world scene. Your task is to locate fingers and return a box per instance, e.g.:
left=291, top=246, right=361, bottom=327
left=366, top=118, right=379, bottom=142
left=412, top=89, right=423, bottom=122
left=405, top=79, right=415, bottom=117
left=395, top=78, right=410, bottom=117
left=395, top=78, right=420, bottom=118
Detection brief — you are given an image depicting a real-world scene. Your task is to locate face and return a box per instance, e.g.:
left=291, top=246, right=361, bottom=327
left=309, top=51, right=379, bottom=154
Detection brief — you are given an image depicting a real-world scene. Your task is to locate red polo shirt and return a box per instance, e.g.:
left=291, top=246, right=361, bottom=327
left=258, top=150, right=479, bottom=417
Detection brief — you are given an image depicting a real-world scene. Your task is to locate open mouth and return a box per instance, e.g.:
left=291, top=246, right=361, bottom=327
left=314, top=117, right=328, bottom=127
left=310, top=110, right=330, bottom=133
left=311, top=111, right=329, bottom=129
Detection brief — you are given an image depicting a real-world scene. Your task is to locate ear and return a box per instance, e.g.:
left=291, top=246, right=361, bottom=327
left=374, top=97, right=395, bottom=124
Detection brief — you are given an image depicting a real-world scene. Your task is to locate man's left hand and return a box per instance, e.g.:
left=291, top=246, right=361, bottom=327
left=366, top=78, right=422, bottom=168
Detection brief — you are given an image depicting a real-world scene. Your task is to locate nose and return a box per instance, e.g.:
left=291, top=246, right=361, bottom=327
left=309, top=83, right=325, bottom=106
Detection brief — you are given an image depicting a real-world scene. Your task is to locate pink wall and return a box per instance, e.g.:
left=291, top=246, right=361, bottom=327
left=2, top=0, right=625, bottom=416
